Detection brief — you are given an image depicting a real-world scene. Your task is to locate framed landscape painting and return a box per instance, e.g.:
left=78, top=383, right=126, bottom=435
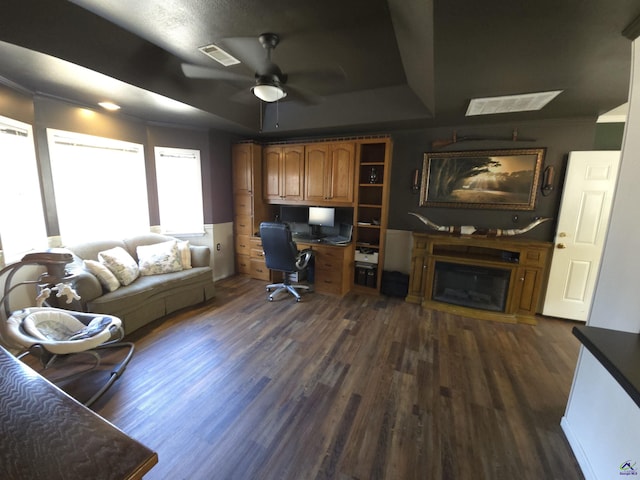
left=419, top=148, right=545, bottom=210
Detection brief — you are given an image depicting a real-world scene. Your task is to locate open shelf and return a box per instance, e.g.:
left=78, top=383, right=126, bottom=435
left=353, top=138, right=391, bottom=293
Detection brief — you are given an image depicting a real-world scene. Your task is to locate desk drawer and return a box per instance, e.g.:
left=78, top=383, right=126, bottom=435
left=234, top=194, right=252, bottom=216
left=314, top=267, right=343, bottom=295
left=236, top=254, right=251, bottom=274
left=235, top=234, right=251, bottom=256
left=234, top=215, right=252, bottom=236
left=250, top=258, right=270, bottom=281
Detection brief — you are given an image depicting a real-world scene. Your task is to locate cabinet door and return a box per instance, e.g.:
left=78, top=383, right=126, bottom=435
left=514, top=267, right=541, bottom=316
left=232, top=144, right=253, bottom=194
left=328, top=143, right=355, bottom=203
left=263, top=147, right=282, bottom=200
left=282, top=145, right=304, bottom=201
left=305, top=144, right=330, bottom=202
left=407, top=251, right=428, bottom=303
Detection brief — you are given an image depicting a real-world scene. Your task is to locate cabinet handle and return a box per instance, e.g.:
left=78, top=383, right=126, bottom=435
left=556, top=243, right=566, bottom=249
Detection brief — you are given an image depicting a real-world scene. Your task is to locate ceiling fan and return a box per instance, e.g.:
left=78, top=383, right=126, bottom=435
left=181, top=33, right=342, bottom=105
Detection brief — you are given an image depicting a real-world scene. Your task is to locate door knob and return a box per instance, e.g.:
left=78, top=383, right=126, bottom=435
left=556, top=243, right=566, bottom=249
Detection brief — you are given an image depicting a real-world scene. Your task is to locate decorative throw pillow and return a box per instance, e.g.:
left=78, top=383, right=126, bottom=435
left=177, top=240, right=192, bottom=269
left=98, top=246, right=139, bottom=286
left=137, top=240, right=183, bottom=276
left=84, top=259, right=120, bottom=292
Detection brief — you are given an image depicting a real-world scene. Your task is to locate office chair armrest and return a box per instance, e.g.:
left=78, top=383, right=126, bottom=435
left=296, top=248, right=314, bottom=270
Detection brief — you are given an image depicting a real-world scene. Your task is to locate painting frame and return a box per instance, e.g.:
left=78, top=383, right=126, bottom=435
left=419, top=148, right=545, bottom=210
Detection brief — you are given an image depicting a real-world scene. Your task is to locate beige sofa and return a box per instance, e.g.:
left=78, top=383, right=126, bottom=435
left=57, top=233, right=215, bottom=335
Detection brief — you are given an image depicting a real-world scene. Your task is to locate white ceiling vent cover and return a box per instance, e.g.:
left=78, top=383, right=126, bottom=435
left=466, top=90, right=563, bottom=116
left=198, top=44, right=240, bottom=66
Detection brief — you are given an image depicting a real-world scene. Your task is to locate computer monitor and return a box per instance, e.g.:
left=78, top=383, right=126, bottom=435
left=280, top=205, right=307, bottom=224
left=308, top=206, right=335, bottom=227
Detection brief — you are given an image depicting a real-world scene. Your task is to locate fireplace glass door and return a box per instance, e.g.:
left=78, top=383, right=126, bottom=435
left=432, top=261, right=511, bottom=312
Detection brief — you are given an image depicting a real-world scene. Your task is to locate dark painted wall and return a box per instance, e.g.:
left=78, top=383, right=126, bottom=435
left=387, top=118, right=599, bottom=242
left=0, top=87, right=236, bottom=237
left=2, top=82, right=609, bottom=245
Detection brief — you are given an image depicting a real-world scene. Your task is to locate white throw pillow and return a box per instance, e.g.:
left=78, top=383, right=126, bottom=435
left=137, top=240, right=183, bottom=276
left=84, top=259, right=120, bottom=292
left=98, top=246, right=139, bottom=286
left=177, top=240, right=192, bottom=269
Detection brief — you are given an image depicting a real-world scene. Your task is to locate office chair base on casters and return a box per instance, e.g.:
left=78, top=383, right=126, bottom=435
left=266, top=282, right=312, bottom=302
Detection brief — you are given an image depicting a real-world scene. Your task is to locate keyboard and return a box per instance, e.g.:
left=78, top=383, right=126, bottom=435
left=322, top=236, right=350, bottom=244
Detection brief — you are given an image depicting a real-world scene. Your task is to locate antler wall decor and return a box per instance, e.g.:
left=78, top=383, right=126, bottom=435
left=431, top=129, right=536, bottom=150
left=408, top=212, right=552, bottom=237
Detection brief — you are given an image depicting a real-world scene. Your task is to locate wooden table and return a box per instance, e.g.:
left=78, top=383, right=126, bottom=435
left=0, top=346, right=157, bottom=479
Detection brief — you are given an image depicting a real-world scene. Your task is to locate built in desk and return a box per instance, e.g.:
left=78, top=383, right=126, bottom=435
left=572, top=325, right=640, bottom=408
left=0, top=345, right=157, bottom=480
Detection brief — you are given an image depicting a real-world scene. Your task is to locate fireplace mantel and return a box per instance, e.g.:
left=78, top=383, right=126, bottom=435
left=406, top=233, right=552, bottom=324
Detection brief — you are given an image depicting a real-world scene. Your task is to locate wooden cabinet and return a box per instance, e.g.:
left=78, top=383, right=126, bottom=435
left=232, top=143, right=278, bottom=278
left=297, top=242, right=352, bottom=296
left=352, top=138, right=392, bottom=293
left=232, top=145, right=253, bottom=195
left=304, top=142, right=355, bottom=204
left=407, top=233, right=551, bottom=324
left=250, top=237, right=270, bottom=281
left=263, top=145, right=304, bottom=202
left=406, top=234, right=430, bottom=303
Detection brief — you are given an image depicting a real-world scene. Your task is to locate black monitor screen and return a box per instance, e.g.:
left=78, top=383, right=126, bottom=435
left=280, top=206, right=308, bottom=223
left=308, top=206, right=335, bottom=227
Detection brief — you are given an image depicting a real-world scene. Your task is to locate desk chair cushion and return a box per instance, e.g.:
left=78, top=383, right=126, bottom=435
left=6, top=307, right=120, bottom=355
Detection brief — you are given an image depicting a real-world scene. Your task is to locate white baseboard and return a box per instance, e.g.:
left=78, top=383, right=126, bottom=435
left=561, top=416, right=596, bottom=480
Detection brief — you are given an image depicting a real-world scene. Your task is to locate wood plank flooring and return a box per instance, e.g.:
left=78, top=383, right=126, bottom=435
left=94, top=275, right=584, bottom=480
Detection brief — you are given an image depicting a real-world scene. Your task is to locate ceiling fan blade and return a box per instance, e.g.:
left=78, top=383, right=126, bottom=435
left=217, top=37, right=270, bottom=74
left=228, top=87, right=256, bottom=105
left=284, top=84, right=323, bottom=105
left=181, top=63, right=252, bottom=83
left=287, top=66, right=347, bottom=85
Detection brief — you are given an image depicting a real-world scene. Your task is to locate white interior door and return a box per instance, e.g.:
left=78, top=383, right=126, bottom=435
left=542, top=151, right=620, bottom=321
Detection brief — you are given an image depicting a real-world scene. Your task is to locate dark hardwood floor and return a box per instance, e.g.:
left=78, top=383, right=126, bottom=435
left=93, top=275, right=584, bottom=480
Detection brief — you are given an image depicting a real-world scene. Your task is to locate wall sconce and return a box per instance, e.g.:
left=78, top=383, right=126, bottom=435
left=541, top=165, right=555, bottom=196
left=411, top=168, right=420, bottom=193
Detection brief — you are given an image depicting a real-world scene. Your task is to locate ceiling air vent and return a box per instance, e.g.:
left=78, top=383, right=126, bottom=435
left=466, top=90, right=562, bottom=116
left=198, top=44, right=240, bottom=67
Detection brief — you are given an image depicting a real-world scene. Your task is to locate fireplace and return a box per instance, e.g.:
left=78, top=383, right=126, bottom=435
left=432, top=261, right=510, bottom=312
left=406, top=233, right=553, bottom=324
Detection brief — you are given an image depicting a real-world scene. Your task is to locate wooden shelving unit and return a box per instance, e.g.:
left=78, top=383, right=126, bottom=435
left=352, top=138, right=392, bottom=293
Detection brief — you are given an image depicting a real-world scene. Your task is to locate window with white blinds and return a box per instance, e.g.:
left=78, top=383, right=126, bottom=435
left=0, top=116, right=48, bottom=264
left=47, top=129, right=150, bottom=244
left=154, top=146, right=204, bottom=235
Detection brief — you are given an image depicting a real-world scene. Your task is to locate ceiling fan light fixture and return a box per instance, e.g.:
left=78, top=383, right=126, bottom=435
left=252, top=80, right=287, bottom=102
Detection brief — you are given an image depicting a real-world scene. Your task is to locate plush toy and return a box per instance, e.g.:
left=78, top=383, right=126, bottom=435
left=54, top=282, right=81, bottom=304
left=35, top=283, right=81, bottom=307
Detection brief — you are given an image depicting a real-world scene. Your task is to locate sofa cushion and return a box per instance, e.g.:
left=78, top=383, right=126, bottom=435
left=123, top=233, right=177, bottom=262
left=84, top=260, right=120, bottom=292
left=178, top=240, right=192, bottom=269
left=66, top=239, right=128, bottom=262
left=137, top=240, right=183, bottom=276
left=88, top=267, right=212, bottom=311
left=98, top=246, right=139, bottom=286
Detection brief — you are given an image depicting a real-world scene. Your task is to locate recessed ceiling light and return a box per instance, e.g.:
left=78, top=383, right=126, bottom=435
left=198, top=44, right=241, bottom=66
left=466, top=90, right=563, bottom=116
left=98, top=101, right=121, bottom=111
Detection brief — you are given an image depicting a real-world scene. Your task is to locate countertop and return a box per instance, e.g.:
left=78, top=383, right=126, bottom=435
left=572, top=325, right=640, bottom=408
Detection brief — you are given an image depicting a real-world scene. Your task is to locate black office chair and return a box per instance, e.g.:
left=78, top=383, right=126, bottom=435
left=259, top=222, right=314, bottom=302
